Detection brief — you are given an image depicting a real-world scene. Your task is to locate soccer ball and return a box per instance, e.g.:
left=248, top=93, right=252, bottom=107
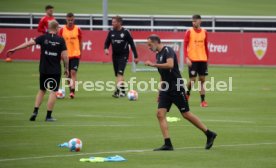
left=56, top=88, right=65, bottom=99
left=127, top=90, right=138, bottom=101
left=68, top=138, right=82, bottom=152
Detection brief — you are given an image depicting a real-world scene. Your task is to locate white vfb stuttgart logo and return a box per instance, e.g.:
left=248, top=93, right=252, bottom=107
left=252, top=38, right=268, bottom=60
left=0, top=33, right=7, bottom=54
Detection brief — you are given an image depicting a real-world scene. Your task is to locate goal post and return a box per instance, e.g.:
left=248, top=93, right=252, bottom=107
left=131, top=39, right=184, bottom=72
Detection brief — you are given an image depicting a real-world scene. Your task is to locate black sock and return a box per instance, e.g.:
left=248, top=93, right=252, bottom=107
left=46, top=110, right=52, bottom=118
left=33, top=107, right=39, bottom=114
left=164, top=138, right=172, bottom=146
left=205, top=129, right=213, bottom=137
left=116, top=87, right=120, bottom=94
left=187, top=84, right=191, bottom=95
left=200, top=94, right=205, bottom=102
left=121, top=86, right=126, bottom=94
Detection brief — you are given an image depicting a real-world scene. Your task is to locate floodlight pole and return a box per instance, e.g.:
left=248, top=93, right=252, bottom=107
left=103, top=0, right=108, bottom=30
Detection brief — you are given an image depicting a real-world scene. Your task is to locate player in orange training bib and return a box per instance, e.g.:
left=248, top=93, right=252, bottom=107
left=59, top=13, right=82, bottom=99
left=184, top=14, right=209, bottom=107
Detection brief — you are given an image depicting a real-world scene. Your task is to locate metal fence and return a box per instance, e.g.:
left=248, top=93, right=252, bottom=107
left=1, top=12, right=276, bottom=32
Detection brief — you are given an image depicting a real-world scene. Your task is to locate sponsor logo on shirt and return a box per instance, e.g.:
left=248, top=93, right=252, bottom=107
left=45, top=50, right=58, bottom=56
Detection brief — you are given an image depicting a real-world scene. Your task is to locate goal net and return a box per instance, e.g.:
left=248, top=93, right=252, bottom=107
left=131, top=39, right=184, bottom=72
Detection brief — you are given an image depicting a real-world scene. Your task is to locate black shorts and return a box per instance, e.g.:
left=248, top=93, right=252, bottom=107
left=39, top=73, right=61, bottom=92
left=112, top=55, right=128, bottom=76
left=69, top=58, right=80, bottom=71
left=158, top=90, right=190, bottom=113
left=188, top=61, right=208, bottom=77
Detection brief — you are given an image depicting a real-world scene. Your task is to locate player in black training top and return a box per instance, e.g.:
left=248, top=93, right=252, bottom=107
left=6, top=20, right=69, bottom=122
left=145, top=35, right=217, bottom=151
left=104, top=16, right=139, bottom=98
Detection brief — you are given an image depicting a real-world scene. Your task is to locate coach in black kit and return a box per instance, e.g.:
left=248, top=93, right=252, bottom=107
left=6, top=20, right=69, bottom=122
left=104, top=16, right=139, bottom=98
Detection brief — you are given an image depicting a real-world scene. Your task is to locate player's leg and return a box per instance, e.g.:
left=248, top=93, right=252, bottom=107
left=69, top=58, right=79, bottom=99
left=182, top=112, right=217, bottom=149
left=67, top=59, right=72, bottom=91
left=173, top=90, right=217, bottom=149
left=112, top=58, right=120, bottom=98
left=116, top=74, right=126, bottom=97
left=187, top=62, right=197, bottom=100
left=30, top=89, right=46, bottom=121
left=70, top=69, right=77, bottom=97
left=117, top=56, right=128, bottom=97
left=45, top=74, right=61, bottom=121
left=182, top=112, right=207, bottom=132
left=30, top=74, right=47, bottom=121
left=154, top=92, right=174, bottom=151
left=113, top=56, right=127, bottom=98
left=157, top=108, right=170, bottom=139
left=45, top=91, right=57, bottom=121
left=198, top=62, right=208, bottom=107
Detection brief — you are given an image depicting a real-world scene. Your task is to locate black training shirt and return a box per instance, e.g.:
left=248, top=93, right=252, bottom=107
left=35, top=33, right=67, bottom=74
left=156, top=46, right=183, bottom=92
left=104, top=28, right=138, bottom=58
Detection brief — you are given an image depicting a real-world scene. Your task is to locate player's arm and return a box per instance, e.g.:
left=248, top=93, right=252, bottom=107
left=126, top=30, right=139, bottom=63
left=146, top=58, right=174, bottom=69
left=204, top=30, right=209, bottom=60
left=104, top=31, right=111, bottom=55
left=60, top=39, right=69, bottom=76
left=61, top=50, right=69, bottom=76
left=145, top=47, right=174, bottom=69
left=184, top=30, right=192, bottom=67
left=78, top=27, right=83, bottom=58
left=6, top=39, right=36, bottom=58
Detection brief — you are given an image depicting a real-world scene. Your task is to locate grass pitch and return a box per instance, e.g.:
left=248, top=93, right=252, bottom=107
left=0, top=61, right=276, bottom=168
left=0, top=0, right=276, bottom=15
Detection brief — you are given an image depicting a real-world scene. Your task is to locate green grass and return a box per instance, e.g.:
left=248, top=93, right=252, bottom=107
left=0, top=61, right=276, bottom=168
left=0, top=0, right=276, bottom=15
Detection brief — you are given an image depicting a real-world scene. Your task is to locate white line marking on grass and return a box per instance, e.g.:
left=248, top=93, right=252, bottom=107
left=0, top=95, right=33, bottom=99
left=202, top=119, right=255, bottom=124
left=0, top=124, right=142, bottom=128
left=75, top=114, right=134, bottom=119
left=0, top=112, right=23, bottom=115
left=0, top=142, right=275, bottom=162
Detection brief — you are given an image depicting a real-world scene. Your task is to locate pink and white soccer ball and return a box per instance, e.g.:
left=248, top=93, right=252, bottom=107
left=68, top=138, right=82, bottom=152
left=127, top=90, right=138, bottom=101
left=56, top=88, right=65, bottom=99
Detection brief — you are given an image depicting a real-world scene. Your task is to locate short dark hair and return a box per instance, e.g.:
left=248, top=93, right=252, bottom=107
left=66, top=12, right=74, bottom=17
left=112, top=16, right=123, bottom=23
left=192, top=14, right=201, bottom=20
left=45, top=5, right=54, bottom=11
left=148, top=34, right=161, bottom=44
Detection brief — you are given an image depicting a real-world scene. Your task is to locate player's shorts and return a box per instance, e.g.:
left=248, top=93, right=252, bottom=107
left=112, top=55, right=128, bottom=76
left=69, top=58, right=80, bottom=71
left=39, top=73, right=61, bottom=92
left=188, top=61, right=208, bottom=77
left=158, top=89, right=190, bottom=113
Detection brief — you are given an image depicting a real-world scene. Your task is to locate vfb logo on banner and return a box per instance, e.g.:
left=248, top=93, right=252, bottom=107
left=0, top=33, right=6, bottom=54
left=252, top=38, right=268, bottom=60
